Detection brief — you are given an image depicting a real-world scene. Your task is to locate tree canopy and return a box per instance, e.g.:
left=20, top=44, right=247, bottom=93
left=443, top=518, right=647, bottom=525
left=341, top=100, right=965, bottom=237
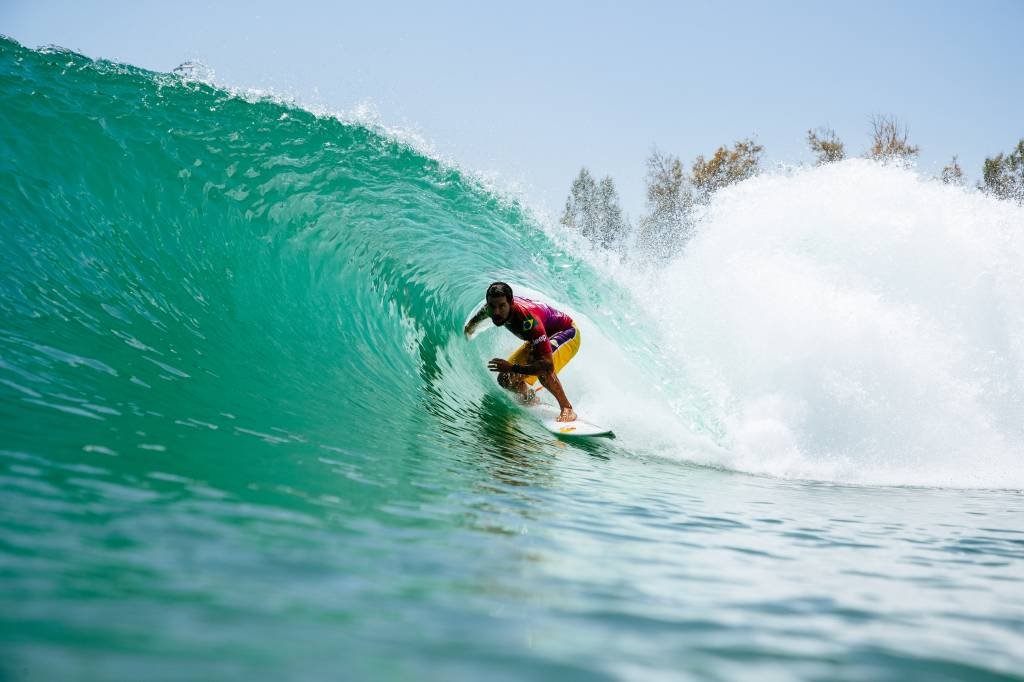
left=807, top=127, right=845, bottom=165
left=691, top=139, right=764, bottom=200
left=980, top=139, right=1024, bottom=203
left=560, top=168, right=628, bottom=251
left=559, top=118, right=1019, bottom=258
left=867, top=115, right=919, bottom=161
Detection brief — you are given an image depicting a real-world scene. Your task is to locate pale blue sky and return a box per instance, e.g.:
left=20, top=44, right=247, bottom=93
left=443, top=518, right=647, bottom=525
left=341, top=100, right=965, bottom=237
left=4, top=1, right=1023, bottom=220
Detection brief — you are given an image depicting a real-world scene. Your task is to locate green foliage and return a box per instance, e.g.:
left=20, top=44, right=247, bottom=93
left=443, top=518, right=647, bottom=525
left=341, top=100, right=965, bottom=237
left=807, top=127, right=845, bottom=165
left=560, top=167, right=628, bottom=250
left=561, top=118, right=1024, bottom=257
left=867, top=115, right=919, bottom=161
left=636, top=149, right=692, bottom=252
left=646, top=150, right=685, bottom=206
left=691, top=138, right=765, bottom=200
left=979, top=139, right=1024, bottom=203
left=561, top=167, right=598, bottom=239
left=645, top=149, right=690, bottom=220
left=635, top=140, right=763, bottom=254
left=595, top=176, right=627, bottom=250
left=941, top=156, right=964, bottom=185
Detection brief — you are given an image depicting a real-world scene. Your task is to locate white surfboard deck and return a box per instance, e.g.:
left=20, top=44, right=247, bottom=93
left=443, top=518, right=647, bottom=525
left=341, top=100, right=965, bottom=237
left=527, top=402, right=615, bottom=439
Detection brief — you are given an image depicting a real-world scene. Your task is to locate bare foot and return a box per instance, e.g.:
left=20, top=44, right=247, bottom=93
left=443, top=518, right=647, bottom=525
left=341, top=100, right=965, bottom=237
left=557, top=407, right=577, bottom=422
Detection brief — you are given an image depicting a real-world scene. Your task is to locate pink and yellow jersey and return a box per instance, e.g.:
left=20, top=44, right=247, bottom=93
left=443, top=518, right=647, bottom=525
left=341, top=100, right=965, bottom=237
left=504, top=297, right=574, bottom=357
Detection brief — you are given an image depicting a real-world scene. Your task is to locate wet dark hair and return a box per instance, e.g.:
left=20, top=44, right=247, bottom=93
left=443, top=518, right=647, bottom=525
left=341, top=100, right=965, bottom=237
left=486, top=281, right=513, bottom=302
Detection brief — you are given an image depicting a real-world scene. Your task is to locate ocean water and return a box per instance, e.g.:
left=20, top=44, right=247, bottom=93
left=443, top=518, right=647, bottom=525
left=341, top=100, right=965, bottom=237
left=1, top=37, right=1022, bottom=681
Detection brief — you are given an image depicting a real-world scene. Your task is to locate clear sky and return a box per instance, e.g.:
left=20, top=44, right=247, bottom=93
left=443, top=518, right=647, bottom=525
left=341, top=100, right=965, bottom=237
left=4, top=0, right=1023, bottom=221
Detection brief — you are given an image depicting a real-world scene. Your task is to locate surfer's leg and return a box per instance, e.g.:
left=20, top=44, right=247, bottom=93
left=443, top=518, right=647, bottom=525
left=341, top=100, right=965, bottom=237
left=535, top=365, right=576, bottom=421
left=532, top=326, right=580, bottom=419
left=501, top=343, right=539, bottom=404
left=547, top=326, right=580, bottom=375
left=505, top=326, right=580, bottom=404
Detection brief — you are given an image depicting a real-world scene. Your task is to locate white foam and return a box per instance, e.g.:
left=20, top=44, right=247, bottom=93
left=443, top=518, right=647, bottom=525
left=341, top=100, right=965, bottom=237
left=611, top=160, right=1024, bottom=488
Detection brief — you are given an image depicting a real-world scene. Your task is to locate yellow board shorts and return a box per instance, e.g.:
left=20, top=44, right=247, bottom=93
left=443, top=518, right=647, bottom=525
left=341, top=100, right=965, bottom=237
left=507, top=325, right=580, bottom=386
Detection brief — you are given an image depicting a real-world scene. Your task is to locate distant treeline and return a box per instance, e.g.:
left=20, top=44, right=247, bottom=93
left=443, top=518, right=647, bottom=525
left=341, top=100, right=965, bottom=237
left=560, top=116, right=1024, bottom=254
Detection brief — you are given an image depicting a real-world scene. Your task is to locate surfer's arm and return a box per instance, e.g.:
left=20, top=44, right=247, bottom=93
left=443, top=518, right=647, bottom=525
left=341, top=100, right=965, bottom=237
left=486, top=356, right=552, bottom=375
left=509, top=357, right=553, bottom=375
left=463, top=305, right=489, bottom=336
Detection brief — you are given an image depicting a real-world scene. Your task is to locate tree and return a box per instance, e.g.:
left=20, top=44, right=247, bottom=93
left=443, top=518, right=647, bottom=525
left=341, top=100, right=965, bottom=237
left=560, top=167, right=628, bottom=250
left=560, top=168, right=599, bottom=241
left=691, top=138, right=765, bottom=201
left=941, top=156, right=964, bottom=185
left=637, top=149, right=692, bottom=251
left=645, top=149, right=689, bottom=222
left=595, top=176, right=627, bottom=251
left=867, top=115, right=919, bottom=161
left=635, top=140, right=764, bottom=254
left=979, top=139, right=1024, bottom=203
left=807, top=127, right=845, bottom=165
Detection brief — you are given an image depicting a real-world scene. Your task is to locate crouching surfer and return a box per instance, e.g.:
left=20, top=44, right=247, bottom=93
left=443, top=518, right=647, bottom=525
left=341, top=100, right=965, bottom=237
left=464, top=282, right=579, bottom=423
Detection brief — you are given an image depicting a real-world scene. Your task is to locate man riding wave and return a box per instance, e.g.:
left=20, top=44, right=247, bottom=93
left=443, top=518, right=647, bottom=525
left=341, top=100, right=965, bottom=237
left=464, top=282, right=579, bottom=422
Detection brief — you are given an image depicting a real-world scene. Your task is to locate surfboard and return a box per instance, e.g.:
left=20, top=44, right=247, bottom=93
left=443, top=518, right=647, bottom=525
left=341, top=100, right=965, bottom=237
left=527, top=402, right=615, bottom=439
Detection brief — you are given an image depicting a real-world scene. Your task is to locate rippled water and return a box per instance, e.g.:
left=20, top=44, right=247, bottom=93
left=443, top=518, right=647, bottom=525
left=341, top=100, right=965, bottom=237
left=1, top=37, right=1022, bottom=681
left=5, top=443, right=1022, bottom=681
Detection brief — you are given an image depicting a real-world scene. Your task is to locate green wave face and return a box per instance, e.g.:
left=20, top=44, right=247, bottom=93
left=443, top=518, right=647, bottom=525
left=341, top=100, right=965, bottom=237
left=0, top=36, right=604, bottom=483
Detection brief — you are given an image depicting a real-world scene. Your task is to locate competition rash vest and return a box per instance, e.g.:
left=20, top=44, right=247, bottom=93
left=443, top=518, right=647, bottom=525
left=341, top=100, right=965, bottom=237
left=504, top=297, right=574, bottom=356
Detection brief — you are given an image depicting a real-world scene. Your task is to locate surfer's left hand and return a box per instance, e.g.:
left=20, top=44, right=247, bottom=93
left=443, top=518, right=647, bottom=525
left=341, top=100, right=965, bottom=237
left=488, top=358, right=513, bottom=373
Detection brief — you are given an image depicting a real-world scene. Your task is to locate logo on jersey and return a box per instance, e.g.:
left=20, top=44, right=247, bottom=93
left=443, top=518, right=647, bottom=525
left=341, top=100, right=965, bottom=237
left=522, top=316, right=536, bottom=331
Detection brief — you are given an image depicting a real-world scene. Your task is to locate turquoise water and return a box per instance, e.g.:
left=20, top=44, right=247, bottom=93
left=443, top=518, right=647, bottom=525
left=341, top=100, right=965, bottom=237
left=1, top=37, right=1022, bottom=681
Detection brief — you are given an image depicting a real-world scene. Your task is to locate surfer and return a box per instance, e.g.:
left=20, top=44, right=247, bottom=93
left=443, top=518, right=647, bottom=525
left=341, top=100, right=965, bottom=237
left=464, top=282, right=579, bottom=422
